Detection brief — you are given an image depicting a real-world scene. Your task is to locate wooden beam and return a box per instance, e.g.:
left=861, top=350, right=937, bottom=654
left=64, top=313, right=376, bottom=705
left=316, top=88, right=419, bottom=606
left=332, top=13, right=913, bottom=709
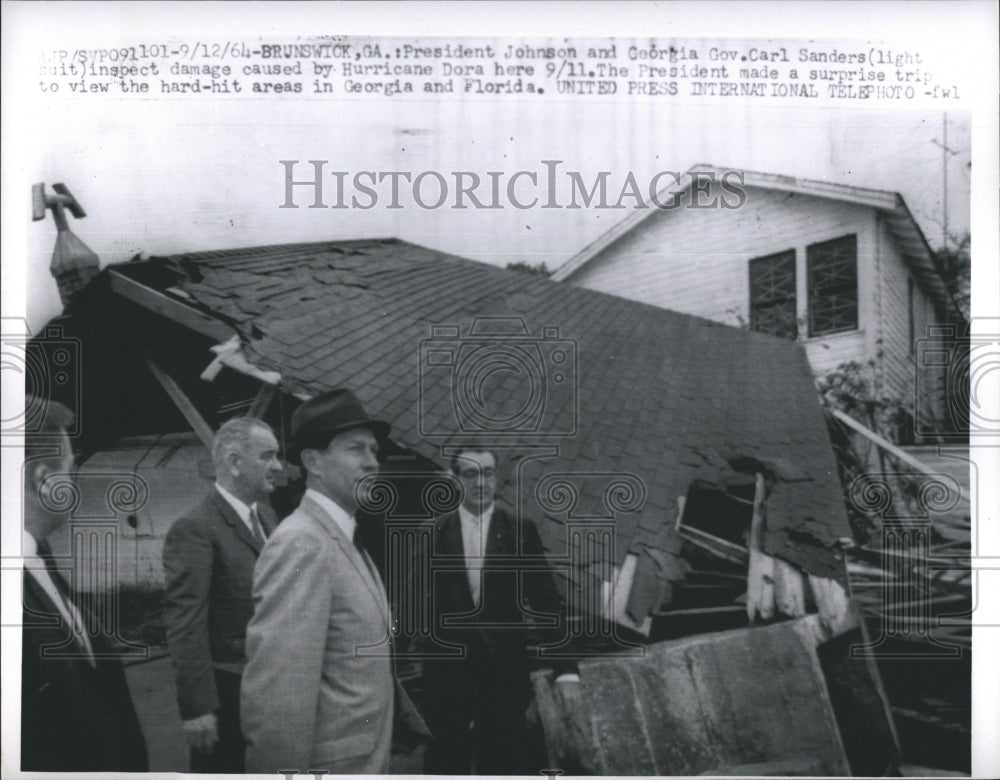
left=110, top=269, right=234, bottom=341
left=831, top=410, right=906, bottom=460
left=831, top=409, right=968, bottom=499
left=143, top=353, right=215, bottom=450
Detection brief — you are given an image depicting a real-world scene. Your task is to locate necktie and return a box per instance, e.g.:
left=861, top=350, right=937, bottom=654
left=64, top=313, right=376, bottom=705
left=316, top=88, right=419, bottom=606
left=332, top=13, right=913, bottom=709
left=467, top=516, right=483, bottom=608
left=35, top=539, right=72, bottom=599
left=35, top=537, right=54, bottom=560
left=353, top=526, right=379, bottom=584
left=249, top=505, right=267, bottom=546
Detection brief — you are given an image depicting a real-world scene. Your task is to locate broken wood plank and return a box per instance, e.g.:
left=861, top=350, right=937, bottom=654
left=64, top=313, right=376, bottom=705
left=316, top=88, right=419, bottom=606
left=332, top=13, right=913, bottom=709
left=143, top=353, right=215, bottom=450
left=651, top=605, right=746, bottom=617
left=816, top=627, right=901, bottom=775
left=531, top=671, right=601, bottom=774
left=110, top=269, right=234, bottom=341
left=831, top=409, right=969, bottom=506
left=561, top=617, right=854, bottom=775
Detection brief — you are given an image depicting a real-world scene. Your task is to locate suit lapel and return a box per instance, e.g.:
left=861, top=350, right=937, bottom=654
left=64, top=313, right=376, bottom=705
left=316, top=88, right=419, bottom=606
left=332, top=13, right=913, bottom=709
left=437, top=512, right=476, bottom=609
left=23, top=568, right=66, bottom=626
left=212, top=492, right=263, bottom=555
left=485, top=508, right=511, bottom=556
left=299, top=496, right=388, bottom=622
left=22, top=569, right=97, bottom=663
left=436, top=511, right=463, bottom=556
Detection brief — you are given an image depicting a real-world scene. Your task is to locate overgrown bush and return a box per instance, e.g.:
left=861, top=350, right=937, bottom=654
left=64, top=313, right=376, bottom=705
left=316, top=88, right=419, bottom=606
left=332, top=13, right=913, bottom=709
left=816, top=360, right=916, bottom=546
left=816, top=360, right=912, bottom=447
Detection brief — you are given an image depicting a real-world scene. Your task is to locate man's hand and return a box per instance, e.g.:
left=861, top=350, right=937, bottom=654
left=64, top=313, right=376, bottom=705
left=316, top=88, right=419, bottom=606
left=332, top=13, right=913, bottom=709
left=182, top=712, right=218, bottom=752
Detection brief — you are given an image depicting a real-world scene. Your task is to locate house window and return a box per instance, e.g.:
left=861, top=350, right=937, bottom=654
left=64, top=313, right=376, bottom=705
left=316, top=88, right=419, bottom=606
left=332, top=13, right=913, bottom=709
left=749, top=250, right=797, bottom=339
left=807, top=235, right=858, bottom=336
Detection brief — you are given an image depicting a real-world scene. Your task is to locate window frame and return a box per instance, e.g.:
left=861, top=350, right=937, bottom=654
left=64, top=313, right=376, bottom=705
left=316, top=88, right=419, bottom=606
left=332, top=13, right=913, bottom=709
left=806, top=234, right=859, bottom=337
left=748, top=249, right=798, bottom=340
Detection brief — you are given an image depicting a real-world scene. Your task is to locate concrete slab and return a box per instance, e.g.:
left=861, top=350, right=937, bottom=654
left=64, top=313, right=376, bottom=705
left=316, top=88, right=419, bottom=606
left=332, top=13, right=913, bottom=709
left=533, top=617, right=867, bottom=775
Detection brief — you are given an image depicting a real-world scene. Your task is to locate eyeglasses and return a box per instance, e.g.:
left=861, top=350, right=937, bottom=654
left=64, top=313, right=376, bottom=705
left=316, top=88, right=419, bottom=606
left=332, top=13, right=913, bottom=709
left=458, top=468, right=497, bottom=479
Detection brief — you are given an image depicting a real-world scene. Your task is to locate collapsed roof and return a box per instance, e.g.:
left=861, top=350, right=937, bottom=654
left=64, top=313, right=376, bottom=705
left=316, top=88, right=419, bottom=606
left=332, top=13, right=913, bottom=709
left=49, top=237, right=853, bottom=620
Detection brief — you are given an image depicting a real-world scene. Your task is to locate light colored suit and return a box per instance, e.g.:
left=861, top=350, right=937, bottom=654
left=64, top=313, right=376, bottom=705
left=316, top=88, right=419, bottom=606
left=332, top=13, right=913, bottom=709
left=241, top=493, right=423, bottom=774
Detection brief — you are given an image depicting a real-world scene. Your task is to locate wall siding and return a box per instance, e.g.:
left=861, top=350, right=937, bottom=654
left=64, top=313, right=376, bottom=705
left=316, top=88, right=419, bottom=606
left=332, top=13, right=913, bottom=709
left=571, top=184, right=880, bottom=377
left=876, top=216, right=947, bottom=429
left=877, top=216, right=915, bottom=402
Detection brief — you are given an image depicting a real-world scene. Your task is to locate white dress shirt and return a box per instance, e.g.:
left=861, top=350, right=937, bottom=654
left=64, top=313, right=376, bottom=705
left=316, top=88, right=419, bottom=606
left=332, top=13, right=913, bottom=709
left=215, top=483, right=265, bottom=539
left=304, top=488, right=386, bottom=598
left=304, top=488, right=357, bottom=542
left=23, top=531, right=95, bottom=665
left=458, top=503, right=494, bottom=607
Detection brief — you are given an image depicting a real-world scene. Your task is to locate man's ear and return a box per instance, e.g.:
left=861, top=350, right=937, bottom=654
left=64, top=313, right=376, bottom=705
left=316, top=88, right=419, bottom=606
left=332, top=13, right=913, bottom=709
left=225, top=450, right=242, bottom=477
left=28, top=462, right=56, bottom=506
left=299, top=449, right=315, bottom=475
left=30, top=462, right=53, bottom=493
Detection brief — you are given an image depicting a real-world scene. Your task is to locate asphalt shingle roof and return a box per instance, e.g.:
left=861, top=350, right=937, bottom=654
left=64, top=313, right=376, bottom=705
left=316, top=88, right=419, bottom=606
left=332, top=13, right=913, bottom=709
left=133, top=238, right=851, bottom=588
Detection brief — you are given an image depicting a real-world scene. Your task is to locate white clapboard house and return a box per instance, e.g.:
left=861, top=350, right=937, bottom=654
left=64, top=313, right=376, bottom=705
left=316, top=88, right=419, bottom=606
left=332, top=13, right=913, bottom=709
left=552, top=165, right=965, bottom=437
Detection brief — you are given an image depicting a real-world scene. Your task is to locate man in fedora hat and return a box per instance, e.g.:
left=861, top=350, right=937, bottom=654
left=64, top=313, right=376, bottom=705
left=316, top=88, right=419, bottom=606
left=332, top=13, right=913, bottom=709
left=241, top=389, right=428, bottom=774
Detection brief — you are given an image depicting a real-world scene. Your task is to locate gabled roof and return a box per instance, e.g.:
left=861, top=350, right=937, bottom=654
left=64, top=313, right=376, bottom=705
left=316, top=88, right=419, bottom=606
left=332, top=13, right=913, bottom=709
left=552, top=164, right=962, bottom=321
left=106, top=237, right=851, bottom=588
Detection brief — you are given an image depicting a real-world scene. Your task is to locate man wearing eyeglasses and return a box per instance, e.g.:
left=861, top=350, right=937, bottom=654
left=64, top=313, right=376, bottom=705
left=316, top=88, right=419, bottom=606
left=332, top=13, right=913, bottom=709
left=418, top=447, right=565, bottom=775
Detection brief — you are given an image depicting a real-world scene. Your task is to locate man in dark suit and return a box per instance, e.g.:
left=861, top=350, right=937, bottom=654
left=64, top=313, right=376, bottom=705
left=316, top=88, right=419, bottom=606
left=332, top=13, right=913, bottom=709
left=162, top=416, right=281, bottom=773
left=418, top=447, right=566, bottom=775
left=21, top=397, right=148, bottom=772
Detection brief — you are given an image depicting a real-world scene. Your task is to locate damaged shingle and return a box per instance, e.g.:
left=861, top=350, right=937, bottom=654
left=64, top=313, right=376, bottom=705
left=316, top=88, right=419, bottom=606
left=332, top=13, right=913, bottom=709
left=122, top=237, right=852, bottom=606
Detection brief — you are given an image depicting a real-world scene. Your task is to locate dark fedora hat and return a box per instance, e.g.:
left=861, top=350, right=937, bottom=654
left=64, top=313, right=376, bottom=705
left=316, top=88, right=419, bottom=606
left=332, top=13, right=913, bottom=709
left=287, top=389, right=390, bottom=465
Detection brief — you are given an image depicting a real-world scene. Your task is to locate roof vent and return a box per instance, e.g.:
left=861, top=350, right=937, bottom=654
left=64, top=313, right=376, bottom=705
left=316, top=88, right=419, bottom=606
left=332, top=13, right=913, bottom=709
left=32, top=182, right=100, bottom=307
